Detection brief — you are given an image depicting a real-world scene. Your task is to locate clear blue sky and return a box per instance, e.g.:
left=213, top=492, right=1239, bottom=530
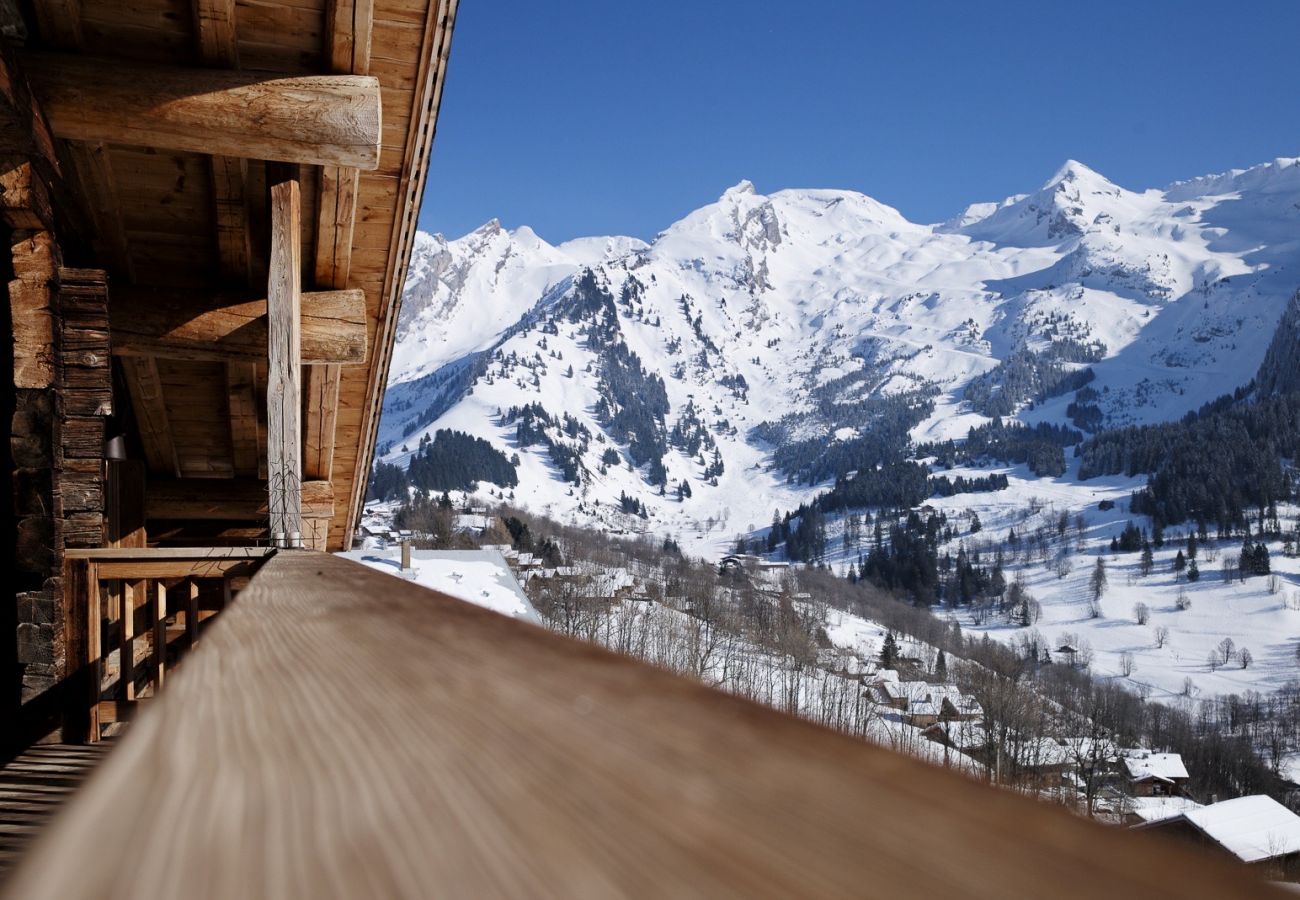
left=417, top=0, right=1300, bottom=243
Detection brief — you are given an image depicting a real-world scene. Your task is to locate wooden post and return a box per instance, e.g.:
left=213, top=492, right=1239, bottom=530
left=266, top=167, right=301, bottom=548
left=400, top=539, right=411, bottom=571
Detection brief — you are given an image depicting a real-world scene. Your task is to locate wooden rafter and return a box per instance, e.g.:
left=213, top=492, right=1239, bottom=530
left=145, top=478, right=333, bottom=522
left=192, top=0, right=238, bottom=68
left=225, top=363, right=260, bottom=479
left=303, top=363, right=340, bottom=481
left=25, top=52, right=382, bottom=169
left=348, top=0, right=459, bottom=547
left=61, top=141, right=134, bottom=280
left=31, top=0, right=82, bottom=49
left=192, top=0, right=253, bottom=288
left=120, top=356, right=181, bottom=478
left=210, top=155, right=253, bottom=284
left=110, top=286, right=367, bottom=365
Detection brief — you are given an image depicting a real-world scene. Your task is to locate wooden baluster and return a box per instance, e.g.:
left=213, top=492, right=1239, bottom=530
left=186, top=578, right=199, bottom=653
left=152, top=580, right=167, bottom=691
left=121, top=580, right=136, bottom=702
left=85, top=564, right=102, bottom=743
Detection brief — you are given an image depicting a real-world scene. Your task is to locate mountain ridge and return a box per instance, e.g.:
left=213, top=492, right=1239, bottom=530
left=379, top=157, right=1300, bottom=553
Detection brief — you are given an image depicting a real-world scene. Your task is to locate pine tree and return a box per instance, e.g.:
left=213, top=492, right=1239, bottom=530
left=1187, top=559, right=1200, bottom=582
left=1090, top=556, right=1108, bottom=603
left=934, top=649, right=948, bottom=682
left=880, top=632, right=899, bottom=670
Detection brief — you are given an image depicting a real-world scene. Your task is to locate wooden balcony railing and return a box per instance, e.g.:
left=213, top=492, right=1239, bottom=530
left=62, top=547, right=275, bottom=742
left=9, top=551, right=1285, bottom=898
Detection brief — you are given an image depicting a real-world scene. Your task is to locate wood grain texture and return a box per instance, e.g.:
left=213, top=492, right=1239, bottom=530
left=145, top=478, right=333, bottom=522
left=25, top=51, right=382, bottom=169
left=110, top=285, right=367, bottom=365
left=7, top=551, right=1286, bottom=899
left=192, top=0, right=238, bottom=68
left=303, top=362, right=340, bottom=480
left=225, top=362, right=260, bottom=478
left=344, top=0, right=457, bottom=548
left=120, top=356, right=181, bottom=477
left=61, top=140, right=134, bottom=280
left=267, top=172, right=303, bottom=544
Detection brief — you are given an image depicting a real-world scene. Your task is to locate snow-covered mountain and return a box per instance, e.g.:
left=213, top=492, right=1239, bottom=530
left=379, top=157, right=1300, bottom=551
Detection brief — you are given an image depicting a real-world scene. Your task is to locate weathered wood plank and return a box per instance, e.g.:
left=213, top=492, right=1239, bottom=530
left=209, top=154, right=252, bottom=284
left=110, top=286, right=367, bottom=365
left=145, top=478, right=332, bottom=522
left=345, top=0, right=457, bottom=548
left=32, top=0, right=83, bottom=48
left=9, top=230, right=58, bottom=389
left=225, top=362, right=260, bottom=478
left=302, top=363, right=340, bottom=481
left=25, top=52, right=382, bottom=169
left=313, top=164, right=358, bottom=289
left=267, top=169, right=302, bottom=546
left=61, top=140, right=134, bottom=280
left=120, top=356, right=181, bottom=478
left=6, top=551, right=1281, bottom=899
left=192, top=0, right=238, bottom=67
left=65, top=547, right=274, bottom=561
left=327, top=0, right=374, bottom=75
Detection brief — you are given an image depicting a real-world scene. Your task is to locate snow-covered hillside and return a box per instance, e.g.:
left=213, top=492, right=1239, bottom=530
left=376, top=158, right=1300, bottom=700
left=382, top=157, right=1300, bottom=538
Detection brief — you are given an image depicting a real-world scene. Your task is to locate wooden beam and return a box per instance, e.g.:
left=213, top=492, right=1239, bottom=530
left=192, top=0, right=253, bottom=288
left=267, top=169, right=302, bottom=546
left=32, top=0, right=83, bottom=49
left=24, top=52, right=382, bottom=169
left=145, top=478, right=333, bottom=522
left=210, top=155, right=252, bottom=284
left=61, top=141, right=134, bottom=280
left=313, top=164, right=358, bottom=289
left=303, top=363, right=340, bottom=481
left=120, top=356, right=181, bottom=478
left=110, top=286, right=367, bottom=365
left=8, top=551, right=1280, bottom=899
left=326, top=0, right=374, bottom=75
left=192, top=0, right=238, bottom=68
left=225, top=363, right=260, bottom=478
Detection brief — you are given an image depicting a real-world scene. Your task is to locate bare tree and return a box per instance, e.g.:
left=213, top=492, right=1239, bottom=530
left=1153, top=625, right=1170, bottom=649
left=1133, top=602, right=1150, bottom=625
left=1119, top=651, right=1135, bottom=677
left=1239, top=647, right=1253, bottom=670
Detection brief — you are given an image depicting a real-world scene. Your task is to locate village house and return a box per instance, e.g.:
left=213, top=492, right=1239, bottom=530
left=1135, top=795, right=1300, bottom=883
left=1122, top=750, right=1190, bottom=797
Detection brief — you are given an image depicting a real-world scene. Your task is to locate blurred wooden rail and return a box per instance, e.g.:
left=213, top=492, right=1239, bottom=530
left=7, top=552, right=1283, bottom=898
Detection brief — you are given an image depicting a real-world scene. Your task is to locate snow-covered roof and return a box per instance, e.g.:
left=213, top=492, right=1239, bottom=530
left=1125, top=796, right=1203, bottom=824
left=1123, top=751, right=1188, bottom=782
left=337, top=548, right=542, bottom=624
left=1176, top=796, right=1300, bottom=863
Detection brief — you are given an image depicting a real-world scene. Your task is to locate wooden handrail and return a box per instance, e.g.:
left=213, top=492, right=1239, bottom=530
left=11, top=551, right=1283, bottom=898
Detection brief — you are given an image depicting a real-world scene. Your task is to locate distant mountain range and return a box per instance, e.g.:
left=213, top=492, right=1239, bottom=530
left=378, top=157, right=1300, bottom=550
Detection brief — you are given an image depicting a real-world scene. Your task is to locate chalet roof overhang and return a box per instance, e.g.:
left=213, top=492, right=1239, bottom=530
left=2, top=0, right=459, bottom=550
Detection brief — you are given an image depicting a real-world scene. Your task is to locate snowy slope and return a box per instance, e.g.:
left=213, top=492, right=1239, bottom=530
left=380, top=157, right=1300, bottom=552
